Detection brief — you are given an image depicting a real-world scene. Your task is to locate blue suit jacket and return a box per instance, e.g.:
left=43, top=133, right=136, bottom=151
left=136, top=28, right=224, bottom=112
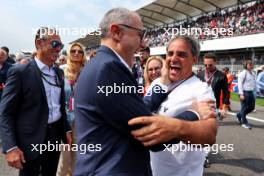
left=74, top=46, right=197, bottom=176
left=0, top=60, right=70, bottom=160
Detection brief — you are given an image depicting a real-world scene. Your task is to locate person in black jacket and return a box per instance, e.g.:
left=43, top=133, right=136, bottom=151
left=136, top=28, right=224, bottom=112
left=1, top=46, right=16, bottom=64
left=0, top=48, right=12, bottom=99
left=197, top=52, right=229, bottom=119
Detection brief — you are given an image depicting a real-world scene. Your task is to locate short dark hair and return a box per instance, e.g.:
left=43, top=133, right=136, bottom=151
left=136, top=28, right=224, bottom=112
left=243, top=60, right=253, bottom=69
left=203, top=52, right=217, bottom=61
left=224, top=67, right=229, bottom=72
left=140, top=47, right=150, bottom=53
left=1, top=46, right=9, bottom=54
left=166, top=36, right=200, bottom=58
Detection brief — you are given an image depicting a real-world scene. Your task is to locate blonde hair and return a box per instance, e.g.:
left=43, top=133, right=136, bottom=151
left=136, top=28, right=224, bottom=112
left=144, top=56, right=163, bottom=86
left=65, top=43, right=87, bottom=82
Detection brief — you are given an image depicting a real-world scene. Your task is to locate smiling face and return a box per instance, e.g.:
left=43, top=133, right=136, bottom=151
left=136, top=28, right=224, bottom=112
left=147, top=59, right=162, bottom=82
left=36, top=30, right=63, bottom=66
left=70, top=45, right=84, bottom=62
left=166, top=39, right=197, bottom=82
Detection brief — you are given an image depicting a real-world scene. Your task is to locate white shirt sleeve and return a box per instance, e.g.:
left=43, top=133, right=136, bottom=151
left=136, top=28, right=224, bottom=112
left=238, top=70, right=246, bottom=95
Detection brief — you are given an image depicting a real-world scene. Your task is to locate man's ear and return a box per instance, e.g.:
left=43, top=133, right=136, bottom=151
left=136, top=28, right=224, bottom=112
left=109, top=24, right=122, bottom=41
left=35, top=39, right=42, bottom=49
left=193, top=56, right=198, bottom=64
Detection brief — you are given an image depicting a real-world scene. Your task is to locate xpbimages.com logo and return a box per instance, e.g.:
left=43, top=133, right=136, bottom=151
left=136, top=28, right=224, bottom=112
left=97, top=83, right=167, bottom=96
left=32, top=25, right=101, bottom=38
left=31, top=141, right=102, bottom=154
left=163, top=142, right=234, bottom=154
left=162, top=25, right=234, bottom=39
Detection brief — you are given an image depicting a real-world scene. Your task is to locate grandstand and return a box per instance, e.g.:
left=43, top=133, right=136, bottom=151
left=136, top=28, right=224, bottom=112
left=73, top=0, right=264, bottom=74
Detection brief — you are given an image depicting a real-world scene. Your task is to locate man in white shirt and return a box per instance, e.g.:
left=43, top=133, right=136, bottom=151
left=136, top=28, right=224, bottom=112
left=237, top=60, right=256, bottom=129
left=131, top=36, right=217, bottom=176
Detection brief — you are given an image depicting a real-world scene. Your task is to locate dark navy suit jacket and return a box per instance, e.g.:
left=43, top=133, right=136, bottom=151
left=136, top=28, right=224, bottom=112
left=74, top=45, right=197, bottom=176
left=0, top=60, right=70, bottom=160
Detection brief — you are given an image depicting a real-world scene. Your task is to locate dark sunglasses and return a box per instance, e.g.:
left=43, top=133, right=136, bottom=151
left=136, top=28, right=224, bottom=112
left=70, top=49, right=84, bottom=55
left=50, top=40, right=64, bottom=50
left=118, top=24, right=146, bottom=40
left=204, top=64, right=213, bottom=67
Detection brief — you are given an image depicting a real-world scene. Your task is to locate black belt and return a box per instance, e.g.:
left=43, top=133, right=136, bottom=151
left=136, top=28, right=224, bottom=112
left=47, top=120, right=60, bottom=129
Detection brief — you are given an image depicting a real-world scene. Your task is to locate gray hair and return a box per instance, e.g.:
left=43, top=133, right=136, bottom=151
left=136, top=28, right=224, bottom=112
left=99, top=7, right=133, bottom=39
left=166, top=36, right=200, bottom=58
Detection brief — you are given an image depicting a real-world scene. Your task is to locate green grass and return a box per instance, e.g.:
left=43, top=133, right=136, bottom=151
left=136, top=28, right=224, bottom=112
left=231, top=92, right=264, bottom=106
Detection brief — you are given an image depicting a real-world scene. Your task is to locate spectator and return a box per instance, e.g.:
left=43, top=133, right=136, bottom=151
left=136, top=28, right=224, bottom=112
left=197, top=53, right=229, bottom=120
left=57, top=42, right=86, bottom=176
left=237, top=60, right=256, bottom=129
left=144, top=56, right=163, bottom=92
left=222, top=67, right=234, bottom=111
left=256, top=66, right=264, bottom=97
left=15, top=52, right=29, bottom=65
left=0, top=48, right=12, bottom=99
left=1, top=46, right=16, bottom=64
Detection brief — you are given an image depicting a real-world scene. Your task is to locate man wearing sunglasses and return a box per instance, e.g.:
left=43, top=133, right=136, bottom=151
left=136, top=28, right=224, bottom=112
left=197, top=52, right=229, bottom=120
left=0, top=27, right=72, bottom=175
left=75, top=7, right=216, bottom=176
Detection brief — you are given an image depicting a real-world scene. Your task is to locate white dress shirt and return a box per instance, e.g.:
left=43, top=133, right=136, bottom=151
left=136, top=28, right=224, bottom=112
left=35, top=58, right=62, bottom=124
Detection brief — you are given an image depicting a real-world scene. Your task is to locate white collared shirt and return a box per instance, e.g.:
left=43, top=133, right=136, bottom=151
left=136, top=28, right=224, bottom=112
left=35, top=57, right=62, bottom=124
left=148, top=76, right=215, bottom=176
left=238, top=69, right=256, bottom=95
left=105, top=45, right=132, bottom=73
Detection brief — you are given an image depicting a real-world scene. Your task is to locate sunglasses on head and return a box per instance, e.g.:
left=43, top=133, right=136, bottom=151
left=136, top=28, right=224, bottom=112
left=118, top=24, right=146, bottom=40
left=50, top=40, right=64, bottom=50
left=70, top=49, right=84, bottom=55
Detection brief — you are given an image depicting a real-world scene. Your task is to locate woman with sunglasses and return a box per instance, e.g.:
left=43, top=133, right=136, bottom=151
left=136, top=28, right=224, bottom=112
left=57, top=42, right=87, bottom=176
left=144, top=56, right=164, bottom=95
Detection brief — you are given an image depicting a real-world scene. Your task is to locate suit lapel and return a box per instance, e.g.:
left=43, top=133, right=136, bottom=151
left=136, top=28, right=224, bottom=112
left=31, top=59, right=48, bottom=103
left=99, top=45, right=138, bottom=86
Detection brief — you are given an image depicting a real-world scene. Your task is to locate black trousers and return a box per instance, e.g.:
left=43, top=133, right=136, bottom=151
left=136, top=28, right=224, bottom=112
left=19, top=122, right=61, bottom=176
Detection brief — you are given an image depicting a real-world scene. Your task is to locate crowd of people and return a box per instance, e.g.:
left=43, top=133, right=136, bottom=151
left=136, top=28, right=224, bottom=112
left=0, top=5, right=263, bottom=176
left=146, top=1, right=264, bottom=47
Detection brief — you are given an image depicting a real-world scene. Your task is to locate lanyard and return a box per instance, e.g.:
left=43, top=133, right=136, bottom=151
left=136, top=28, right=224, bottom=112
left=205, top=69, right=217, bottom=86
left=167, top=73, right=194, bottom=93
left=156, top=74, right=194, bottom=114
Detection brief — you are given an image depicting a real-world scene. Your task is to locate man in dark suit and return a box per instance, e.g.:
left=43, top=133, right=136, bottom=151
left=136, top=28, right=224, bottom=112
left=197, top=52, right=229, bottom=119
left=0, top=27, right=72, bottom=176
left=75, top=8, right=216, bottom=176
